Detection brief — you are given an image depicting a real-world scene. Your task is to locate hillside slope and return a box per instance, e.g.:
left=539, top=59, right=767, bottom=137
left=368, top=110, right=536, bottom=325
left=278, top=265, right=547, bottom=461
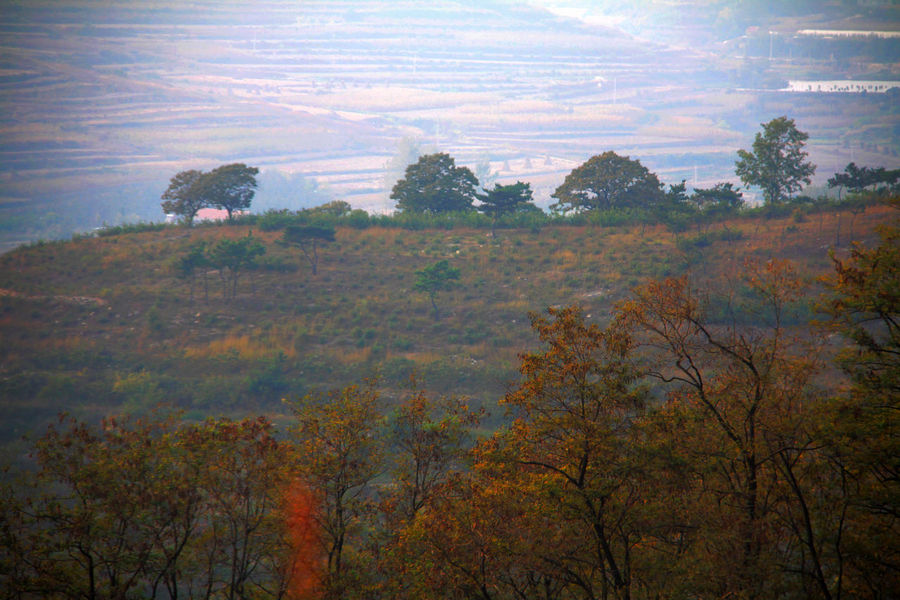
left=0, top=203, right=892, bottom=449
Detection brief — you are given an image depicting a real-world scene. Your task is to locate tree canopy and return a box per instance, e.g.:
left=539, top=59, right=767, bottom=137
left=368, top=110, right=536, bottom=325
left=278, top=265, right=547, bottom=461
left=828, top=162, right=900, bottom=197
left=690, top=182, right=744, bottom=213
left=281, top=224, right=336, bottom=275
left=208, top=233, right=266, bottom=300
left=414, top=259, right=460, bottom=320
left=391, top=153, right=480, bottom=213
left=550, top=151, right=663, bottom=213
left=735, top=116, right=816, bottom=204
left=161, top=163, right=259, bottom=224
left=160, top=169, right=206, bottom=226
left=204, top=163, right=259, bottom=219
left=477, top=181, right=536, bottom=218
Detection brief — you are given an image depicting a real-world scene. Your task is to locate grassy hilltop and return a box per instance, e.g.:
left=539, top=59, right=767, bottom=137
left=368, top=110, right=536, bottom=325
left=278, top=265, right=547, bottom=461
left=0, top=201, right=893, bottom=448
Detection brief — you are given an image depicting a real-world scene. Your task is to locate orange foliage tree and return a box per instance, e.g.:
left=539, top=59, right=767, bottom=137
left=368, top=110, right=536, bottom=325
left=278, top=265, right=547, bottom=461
left=817, top=222, right=900, bottom=597
left=0, top=414, right=299, bottom=600
left=285, top=382, right=385, bottom=599
left=283, top=482, right=324, bottom=600
left=399, top=307, right=657, bottom=600
left=618, top=260, right=847, bottom=598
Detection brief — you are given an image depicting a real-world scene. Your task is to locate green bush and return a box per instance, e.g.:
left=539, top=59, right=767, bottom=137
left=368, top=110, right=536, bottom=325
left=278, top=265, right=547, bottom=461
left=95, top=221, right=170, bottom=237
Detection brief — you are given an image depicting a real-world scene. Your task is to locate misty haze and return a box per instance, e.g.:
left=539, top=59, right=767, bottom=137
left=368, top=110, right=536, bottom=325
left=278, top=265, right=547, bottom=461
left=1, top=0, right=896, bottom=248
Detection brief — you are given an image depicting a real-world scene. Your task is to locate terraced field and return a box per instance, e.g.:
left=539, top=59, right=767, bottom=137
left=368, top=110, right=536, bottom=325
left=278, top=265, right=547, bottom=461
left=1, top=0, right=897, bottom=246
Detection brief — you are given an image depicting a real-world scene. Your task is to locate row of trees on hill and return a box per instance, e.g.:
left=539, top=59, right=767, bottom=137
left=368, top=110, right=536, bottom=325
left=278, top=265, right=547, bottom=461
left=159, top=117, right=896, bottom=230
left=828, top=161, right=900, bottom=198
left=391, top=152, right=540, bottom=219
left=161, top=163, right=259, bottom=226
left=389, top=116, right=820, bottom=217
left=389, top=117, right=897, bottom=221
left=3, top=221, right=897, bottom=599
left=389, top=150, right=748, bottom=229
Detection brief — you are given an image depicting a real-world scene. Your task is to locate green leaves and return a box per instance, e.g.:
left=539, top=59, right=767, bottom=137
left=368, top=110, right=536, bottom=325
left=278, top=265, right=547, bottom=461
left=281, top=224, right=336, bottom=275
left=204, top=162, right=259, bottom=219
left=413, top=259, right=460, bottom=320
left=391, top=153, right=480, bottom=214
left=160, top=163, right=259, bottom=224
left=550, top=151, right=664, bottom=213
left=477, top=181, right=535, bottom=218
left=208, top=233, right=266, bottom=300
left=735, top=116, right=816, bottom=204
left=161, top=169, right=205, bottom=225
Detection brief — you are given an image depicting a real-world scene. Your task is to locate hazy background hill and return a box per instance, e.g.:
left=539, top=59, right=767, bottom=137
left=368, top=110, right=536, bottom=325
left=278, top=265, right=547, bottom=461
left=1, top=0, right=898, bottom=249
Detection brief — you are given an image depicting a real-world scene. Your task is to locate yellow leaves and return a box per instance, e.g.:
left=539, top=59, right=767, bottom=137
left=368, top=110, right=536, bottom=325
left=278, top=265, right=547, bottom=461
left=745, top=257, right=804, bottom=306
left=183, top=331, right=297, bottom=360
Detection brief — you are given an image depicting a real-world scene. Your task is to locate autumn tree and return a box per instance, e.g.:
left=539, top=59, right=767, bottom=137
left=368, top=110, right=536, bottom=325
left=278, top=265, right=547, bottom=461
left=397, top=307, right=653, bottom=600
left=817, top=222, right=900, bottom=596
left=177, top=417, right=297, bottom=600
left=371, top=382, right=483, bottom=599
left=285, top=382, right=386, bottom=599
left=0, top=414, right=172, bottom=600
left=619, top=262, right=833, bottom=597
left=550, top=151, right=663, bottom=214
left=391, top=153, right=480, bottom=213
left=499, top=307, right=648, bottom=599
left=384, top=380, right=481, bottom=525
left=396, top=468, right=560, bottom=600
left=414, top=259, right=460, bottom=320
left=0, top=414, right=298, bottom=600
left=735, top=116, right=816, bottom=205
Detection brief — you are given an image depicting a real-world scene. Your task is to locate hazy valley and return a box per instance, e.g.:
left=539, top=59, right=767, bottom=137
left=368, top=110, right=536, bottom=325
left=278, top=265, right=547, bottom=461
left=1, top=0, right=897, bottom=249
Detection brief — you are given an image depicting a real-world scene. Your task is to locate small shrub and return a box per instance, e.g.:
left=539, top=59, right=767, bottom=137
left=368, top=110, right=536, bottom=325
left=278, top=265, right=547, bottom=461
left=717, top=228, right=744, bottom=242
left=676, top=234, right=712, bottom=252
left=95, top=221, right=170, bottom=237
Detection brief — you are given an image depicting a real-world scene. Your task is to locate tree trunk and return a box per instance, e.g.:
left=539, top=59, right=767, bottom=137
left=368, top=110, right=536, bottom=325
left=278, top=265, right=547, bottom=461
left=430, top=293, right=440, bottom=320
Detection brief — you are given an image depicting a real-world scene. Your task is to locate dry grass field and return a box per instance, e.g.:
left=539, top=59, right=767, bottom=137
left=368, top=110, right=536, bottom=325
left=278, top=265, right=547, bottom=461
left=0, top=201, right=893, bottom=450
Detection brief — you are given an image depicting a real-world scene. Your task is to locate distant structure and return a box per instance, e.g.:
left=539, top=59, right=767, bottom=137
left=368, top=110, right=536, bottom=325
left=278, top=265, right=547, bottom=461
left=796, top=29, right=900, bottom=38
left=166, top=208, right=245, bottom=224
left=196, top=208, right=244, bottom=222
left=782, top=80, right=899, bottom=94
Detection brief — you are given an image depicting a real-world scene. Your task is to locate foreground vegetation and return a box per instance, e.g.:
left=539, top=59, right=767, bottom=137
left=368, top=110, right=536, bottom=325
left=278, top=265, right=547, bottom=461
left=1, top=212, right=897, bottom=598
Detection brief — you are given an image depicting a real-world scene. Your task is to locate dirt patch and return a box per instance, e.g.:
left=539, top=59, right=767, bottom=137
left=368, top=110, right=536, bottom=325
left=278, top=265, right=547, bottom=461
left=0, top=288, right=108, bottom=307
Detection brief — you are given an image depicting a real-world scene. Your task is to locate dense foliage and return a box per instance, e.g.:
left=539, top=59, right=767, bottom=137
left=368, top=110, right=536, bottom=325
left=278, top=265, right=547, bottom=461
left=550, top=151, right=664, bottom=214
left=391, top=153, right=480, bottom=214
left=161, top=163, right=259, bottom=225
left=735, top=117, right=816, bottom=205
